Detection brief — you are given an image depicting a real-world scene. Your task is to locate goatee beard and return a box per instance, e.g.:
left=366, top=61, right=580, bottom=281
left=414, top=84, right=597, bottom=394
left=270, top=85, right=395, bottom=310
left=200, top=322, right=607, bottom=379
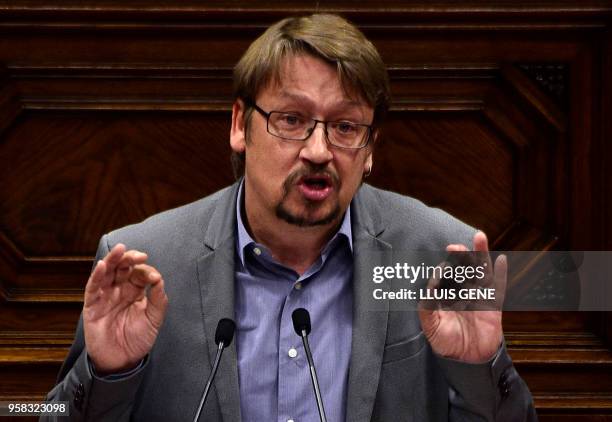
left=276, top=202, right=341, bottom=227
left=275, top=165, right=341, bottom=227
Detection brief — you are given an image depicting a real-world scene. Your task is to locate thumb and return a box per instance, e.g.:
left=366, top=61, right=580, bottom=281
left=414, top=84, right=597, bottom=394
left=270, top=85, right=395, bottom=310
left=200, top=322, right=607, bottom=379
left=418, top=264, right=443, bottom=335
left=145, top=278, right=168, bottom=329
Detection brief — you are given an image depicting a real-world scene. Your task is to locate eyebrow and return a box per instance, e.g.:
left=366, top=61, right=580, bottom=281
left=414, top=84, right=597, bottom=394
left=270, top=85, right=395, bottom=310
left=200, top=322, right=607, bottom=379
left=276, top=91, right=364, bottom=110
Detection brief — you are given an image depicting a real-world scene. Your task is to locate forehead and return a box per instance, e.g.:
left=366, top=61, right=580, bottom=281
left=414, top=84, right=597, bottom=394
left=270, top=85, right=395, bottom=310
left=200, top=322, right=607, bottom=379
left=259, top=53, right=369, bottom=110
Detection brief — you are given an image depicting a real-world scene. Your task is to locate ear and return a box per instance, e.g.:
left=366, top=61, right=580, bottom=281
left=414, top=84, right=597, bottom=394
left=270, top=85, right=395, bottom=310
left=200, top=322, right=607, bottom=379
left=363, top=129, right=376, bottom=175
left=230, top=99, right=247, bottom=153
left=371, top=128, right=380, bottom=146
left=364, top=150, right=373, bottom=175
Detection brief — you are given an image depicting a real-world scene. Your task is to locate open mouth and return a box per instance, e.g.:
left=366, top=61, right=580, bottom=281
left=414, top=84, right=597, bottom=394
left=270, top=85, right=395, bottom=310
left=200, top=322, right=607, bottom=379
left=303, top=176, right=331, bottom=189
left=297, top=174, right=334, bottom=201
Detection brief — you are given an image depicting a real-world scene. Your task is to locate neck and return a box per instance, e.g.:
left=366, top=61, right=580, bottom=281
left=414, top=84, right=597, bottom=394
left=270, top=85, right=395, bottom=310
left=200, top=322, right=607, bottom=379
left=242, top=197, right=342, bottom=276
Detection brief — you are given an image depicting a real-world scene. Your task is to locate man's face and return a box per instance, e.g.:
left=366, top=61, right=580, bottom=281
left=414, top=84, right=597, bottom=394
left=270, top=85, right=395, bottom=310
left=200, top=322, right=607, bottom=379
left=230, top=53, right=374, bottom=229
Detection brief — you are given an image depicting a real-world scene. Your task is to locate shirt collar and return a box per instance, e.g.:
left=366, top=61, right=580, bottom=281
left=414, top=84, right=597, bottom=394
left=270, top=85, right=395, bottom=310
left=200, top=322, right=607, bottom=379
left=235, top=180, right=353, bottom=267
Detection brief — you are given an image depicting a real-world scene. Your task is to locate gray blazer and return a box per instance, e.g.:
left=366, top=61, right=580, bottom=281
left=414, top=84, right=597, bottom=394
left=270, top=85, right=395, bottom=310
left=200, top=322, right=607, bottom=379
left=43, top=182, right=537, bottom=421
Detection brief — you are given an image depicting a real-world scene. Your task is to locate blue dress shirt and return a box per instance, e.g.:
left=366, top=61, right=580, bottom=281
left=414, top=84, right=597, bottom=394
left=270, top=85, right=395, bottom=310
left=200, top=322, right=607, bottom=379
left=235, top=183, right=354, bottom=422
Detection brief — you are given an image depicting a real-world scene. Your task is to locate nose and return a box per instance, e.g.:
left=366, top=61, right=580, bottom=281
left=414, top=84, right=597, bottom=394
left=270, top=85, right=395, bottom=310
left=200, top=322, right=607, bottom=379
left=299, top=122, right=333, bottom=164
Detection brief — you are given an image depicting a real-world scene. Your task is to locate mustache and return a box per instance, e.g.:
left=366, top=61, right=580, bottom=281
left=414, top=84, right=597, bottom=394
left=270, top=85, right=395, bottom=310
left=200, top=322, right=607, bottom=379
left=282, top=165, right=341, bottom=193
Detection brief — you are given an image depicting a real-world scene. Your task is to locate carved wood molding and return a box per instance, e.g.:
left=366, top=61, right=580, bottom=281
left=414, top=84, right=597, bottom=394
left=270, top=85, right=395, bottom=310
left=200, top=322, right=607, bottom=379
left=535, top=393, right=612, bottom=415
left=0, top=1, right=610, bottom=27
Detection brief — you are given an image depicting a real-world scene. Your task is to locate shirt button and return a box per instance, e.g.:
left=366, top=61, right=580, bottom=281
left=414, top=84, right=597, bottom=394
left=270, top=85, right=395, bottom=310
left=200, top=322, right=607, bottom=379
left=253, top=247, right=262, bottom=255
left=288, top=348, right=298, bottom=358
left=295, top=282, right=302, bottom=290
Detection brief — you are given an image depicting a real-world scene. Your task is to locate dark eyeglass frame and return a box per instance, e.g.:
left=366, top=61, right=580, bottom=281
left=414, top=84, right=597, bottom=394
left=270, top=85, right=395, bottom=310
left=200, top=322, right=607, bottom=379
left=248, top=102, right=373, bottom=150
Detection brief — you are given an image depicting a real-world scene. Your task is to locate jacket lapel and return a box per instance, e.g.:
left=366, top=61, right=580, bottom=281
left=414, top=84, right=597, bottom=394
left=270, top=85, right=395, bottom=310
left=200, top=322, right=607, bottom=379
left=196, top=182, right=242, bottom=422
left=346, top=185, right=392, bottom=422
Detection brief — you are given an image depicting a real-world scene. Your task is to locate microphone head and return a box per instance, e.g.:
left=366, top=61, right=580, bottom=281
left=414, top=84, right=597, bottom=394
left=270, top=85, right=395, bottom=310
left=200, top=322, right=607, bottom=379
left=292, top=308, right=311, bottom=336
left=215, top=318, right=236, bottom=346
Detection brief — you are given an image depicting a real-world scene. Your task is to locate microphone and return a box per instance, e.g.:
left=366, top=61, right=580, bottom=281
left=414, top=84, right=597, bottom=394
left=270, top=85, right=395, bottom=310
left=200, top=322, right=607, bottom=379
left=292, top=308, right=327, bottom=422
left=193, top=318, right=236, bottom=422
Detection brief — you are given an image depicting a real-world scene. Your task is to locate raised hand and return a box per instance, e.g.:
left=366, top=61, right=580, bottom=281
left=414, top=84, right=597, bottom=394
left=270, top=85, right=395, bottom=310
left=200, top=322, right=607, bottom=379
left=418, top=231, right=506, bottom=363
left=83, top=243, right=168, bottom=374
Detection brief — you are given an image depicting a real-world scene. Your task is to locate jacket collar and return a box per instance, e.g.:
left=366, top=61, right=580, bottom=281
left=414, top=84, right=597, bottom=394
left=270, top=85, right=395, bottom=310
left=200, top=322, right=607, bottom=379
left=347, top=183, right=392, bottom=422
left=351, top=183, right=388, bottom=240
left=202, top=181, right=241, bottom=251
left=197, top=180, right=242, bottom=422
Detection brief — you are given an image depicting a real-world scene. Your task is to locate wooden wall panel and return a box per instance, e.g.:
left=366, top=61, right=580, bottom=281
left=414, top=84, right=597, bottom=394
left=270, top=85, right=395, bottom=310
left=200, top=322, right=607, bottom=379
left=376, top=111, right=515, bottom=239
left=0, top=1, right=610, bottom=418
left=1, top=111, right=232, bottom=257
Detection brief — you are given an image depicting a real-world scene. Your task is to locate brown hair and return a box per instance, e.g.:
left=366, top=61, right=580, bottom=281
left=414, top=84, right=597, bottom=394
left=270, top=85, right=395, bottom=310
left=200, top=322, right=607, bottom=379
left=231, top=13, right=390, bottom=178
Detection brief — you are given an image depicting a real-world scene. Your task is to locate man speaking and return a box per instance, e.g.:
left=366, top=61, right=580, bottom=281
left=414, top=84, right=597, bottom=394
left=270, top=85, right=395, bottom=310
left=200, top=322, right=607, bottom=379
left=43, top=13, right=537, bottom=422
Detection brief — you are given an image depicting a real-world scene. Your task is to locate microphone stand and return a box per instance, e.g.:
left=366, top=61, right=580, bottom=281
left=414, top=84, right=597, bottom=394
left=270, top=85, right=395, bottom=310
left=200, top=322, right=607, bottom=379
left=193, top=342, right=226, bottom=422
left=193, top=318, right=234, bottom=422
left=299, top=329, right=327, bottom=422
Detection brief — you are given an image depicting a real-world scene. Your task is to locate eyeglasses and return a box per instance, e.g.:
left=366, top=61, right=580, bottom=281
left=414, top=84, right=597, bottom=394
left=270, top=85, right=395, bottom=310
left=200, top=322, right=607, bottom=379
left=249, top=102, right=373, bottom=149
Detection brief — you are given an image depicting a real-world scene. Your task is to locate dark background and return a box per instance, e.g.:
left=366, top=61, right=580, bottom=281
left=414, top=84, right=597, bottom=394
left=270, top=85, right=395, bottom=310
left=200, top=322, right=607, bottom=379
left=0, top=1, right=610, bottom=420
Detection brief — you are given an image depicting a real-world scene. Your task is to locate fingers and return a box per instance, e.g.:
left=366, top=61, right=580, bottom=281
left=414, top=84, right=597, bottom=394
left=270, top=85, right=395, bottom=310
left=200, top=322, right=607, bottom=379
left=418, top=262, right=443, bottom=315
left=103, top=243, right=128, bottom=276
left=472, top=231, right=489, bottom=253
left=493, top=254, right=508, bottom=309
left=146, top=277, right=169, bottom=329
left=115, top=250, right=149, bottom=285
left=444, top=231, right=500, bottom=305
left=467, top=231, right=494, bottom=286
left=84, top=244, right=149, bottom=306
left=129, top=264, right=163, bottom=288
left=463, top=232, right=505, bottom=310
left=418, top=265, right=443, bottom=338
left=446, top=232, right=489, bottom=253
left=120, top=264, right=168, bottom=329
left=86, top=244, right=125, bottom=293
left=84, top=259, right=108, bottom=306
left=84, top=243, right=125, bottom=307
left=446, top=244, right=468, bottom=252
